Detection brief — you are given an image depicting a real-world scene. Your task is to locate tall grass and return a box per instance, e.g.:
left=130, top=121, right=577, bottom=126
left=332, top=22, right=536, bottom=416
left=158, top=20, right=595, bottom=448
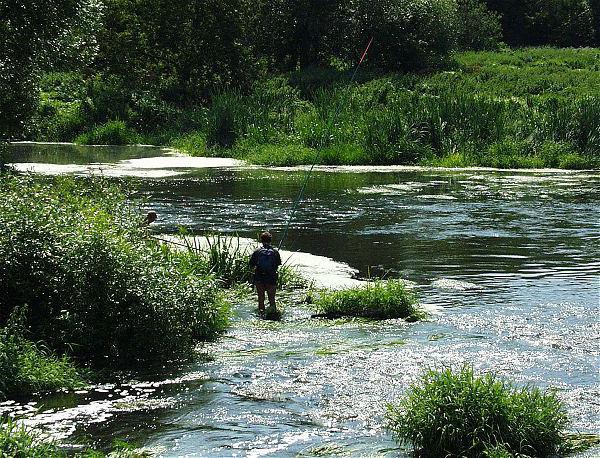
left=0, top=307, right=85, bottom=399
left=387, top=365, right=570, bottom=457
left=166, top=234, right=306, bottom=290
left=314, top=280, right=425, bottom=320
left=0, top=417, right=148, bottom=457
left=0, top=175, right=230, bottom=368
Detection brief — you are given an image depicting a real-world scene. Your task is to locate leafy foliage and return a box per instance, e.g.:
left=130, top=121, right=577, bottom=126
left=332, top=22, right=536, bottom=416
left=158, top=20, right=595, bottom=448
left=0, top=176, right=229, bottom=368
left=387, top=365, right=570, bottom=457
left=314, top=280, right=425, bottom=320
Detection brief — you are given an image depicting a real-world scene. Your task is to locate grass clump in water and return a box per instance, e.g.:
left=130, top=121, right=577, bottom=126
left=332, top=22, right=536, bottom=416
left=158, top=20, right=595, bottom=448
left=386, top=365, right=570, bottom=457
left=313, top=280, right=424, bottom=321
left=168, top=233, right=306, bottom=290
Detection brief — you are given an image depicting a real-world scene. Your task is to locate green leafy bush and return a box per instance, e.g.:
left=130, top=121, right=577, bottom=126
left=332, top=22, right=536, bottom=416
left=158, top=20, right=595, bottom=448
left=314, top=280, right=424, bottom=320
left=456, top=0, right=503, bottom=50
left=0, top=176, right=229, bottom=367
left=387, top=366, right=569, bottom=457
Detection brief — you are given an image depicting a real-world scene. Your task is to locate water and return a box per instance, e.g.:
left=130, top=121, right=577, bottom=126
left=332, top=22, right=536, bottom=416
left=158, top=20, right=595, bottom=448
left=5, top=144, right=600, bottom=456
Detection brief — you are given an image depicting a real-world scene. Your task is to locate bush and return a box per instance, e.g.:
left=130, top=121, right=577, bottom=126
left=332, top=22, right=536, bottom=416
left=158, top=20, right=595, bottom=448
left=314, top=280, right=424, bottom=320
left=387, top=365, right=570, bottom=457
left=0, top=176, right=230, bottom=367
left=456, top=0, right=503, bottom=50
left=75, top=120, right=139, bottom=145
left=354, top=0, right=458, bottom=72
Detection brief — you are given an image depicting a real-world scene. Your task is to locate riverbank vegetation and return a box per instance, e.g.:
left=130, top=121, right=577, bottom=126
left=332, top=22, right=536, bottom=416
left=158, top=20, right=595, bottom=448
left=3, top=1, right=600, bottom=169
left=0, top=174, right=230, bottom=375
left=313, top=280, right=425, bottom=320
left=387, top=365, right=569, bottom=457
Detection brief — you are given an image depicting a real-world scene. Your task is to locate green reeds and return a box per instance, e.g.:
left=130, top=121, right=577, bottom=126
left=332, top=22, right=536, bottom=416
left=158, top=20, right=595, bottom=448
left=387, top=365, right=570, bottom=457
left=313, top=280, right=425, bottom=320
left=168, top=233, right=306, bottom=290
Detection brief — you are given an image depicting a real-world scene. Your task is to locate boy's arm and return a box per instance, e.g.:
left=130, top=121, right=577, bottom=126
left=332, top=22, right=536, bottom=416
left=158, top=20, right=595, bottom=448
left=249, top=250, right=257, bottom=267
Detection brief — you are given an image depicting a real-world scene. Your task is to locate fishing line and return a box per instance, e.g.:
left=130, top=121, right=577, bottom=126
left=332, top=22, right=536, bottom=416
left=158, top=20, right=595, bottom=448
left=278, top=37, right=374, bottom=251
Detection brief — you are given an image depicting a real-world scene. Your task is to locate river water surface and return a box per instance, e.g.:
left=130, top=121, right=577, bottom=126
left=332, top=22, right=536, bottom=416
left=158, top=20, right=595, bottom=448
left=4, top=143, right=600, bottom=457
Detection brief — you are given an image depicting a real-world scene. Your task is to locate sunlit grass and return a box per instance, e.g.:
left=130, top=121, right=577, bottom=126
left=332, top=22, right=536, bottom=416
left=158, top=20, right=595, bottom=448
left=313, top=280, right=425, bottom=320
left=387, top=365, right=570, bottom=457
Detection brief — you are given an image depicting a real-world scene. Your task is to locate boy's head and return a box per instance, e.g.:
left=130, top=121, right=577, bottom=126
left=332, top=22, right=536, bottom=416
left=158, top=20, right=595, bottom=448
left=260, top=231, right=272, bottom=244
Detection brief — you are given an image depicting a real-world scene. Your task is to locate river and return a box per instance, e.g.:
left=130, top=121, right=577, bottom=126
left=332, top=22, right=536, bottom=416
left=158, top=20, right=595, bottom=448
left=4, top=143, right=600, bottom=457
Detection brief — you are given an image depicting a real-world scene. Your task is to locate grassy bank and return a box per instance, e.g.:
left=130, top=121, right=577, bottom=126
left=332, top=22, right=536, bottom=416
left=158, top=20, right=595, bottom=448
left=30, top=48, right=600, bottom=169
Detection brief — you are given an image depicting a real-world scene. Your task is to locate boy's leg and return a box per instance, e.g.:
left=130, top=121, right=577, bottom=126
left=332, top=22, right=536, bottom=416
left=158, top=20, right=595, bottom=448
left=256, top=283, right=266, bottom=311
left=266, top=284, right=276, bottom=309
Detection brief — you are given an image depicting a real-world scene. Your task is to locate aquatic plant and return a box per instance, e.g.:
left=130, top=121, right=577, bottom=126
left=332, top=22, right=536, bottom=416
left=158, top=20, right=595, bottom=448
left=0, top=418, right=59, bottom=457
left=0, top=417, right=149, bottom=457
left=0, top=175, right=230, bottom=368
left=387, top=365, right=570, bottom=457
left=313, top=280, right=424, bottom=320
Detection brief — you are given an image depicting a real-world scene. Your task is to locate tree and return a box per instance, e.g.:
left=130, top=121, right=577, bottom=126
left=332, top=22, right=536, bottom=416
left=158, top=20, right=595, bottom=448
left=95, top=0, right=257, bottom=103
left=486, top=0, right=595, bottom=46
left=0, top=0, right=97, bottom=139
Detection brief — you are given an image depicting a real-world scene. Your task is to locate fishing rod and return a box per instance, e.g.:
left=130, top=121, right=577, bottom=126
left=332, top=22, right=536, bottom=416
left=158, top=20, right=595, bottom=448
left=278, top=37, right=374, bottom=251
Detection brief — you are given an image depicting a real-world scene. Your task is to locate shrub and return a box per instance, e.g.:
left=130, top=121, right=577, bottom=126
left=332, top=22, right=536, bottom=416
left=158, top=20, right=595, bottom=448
left=0, top=329, right=84, bottom=399
left=75, top=120, right=139, bottom=145
left=0, top=176, right=230, bottom=367
left=314, top=280, right=424, bottom=320
left=387, top=365, right=569, bottom=457
left=456, top=0, right=503, bottom=50
left=354, top=0, right=458, bottom=72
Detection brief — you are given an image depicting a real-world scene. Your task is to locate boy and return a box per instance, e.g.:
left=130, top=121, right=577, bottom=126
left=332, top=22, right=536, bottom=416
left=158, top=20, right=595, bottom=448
left=249, top=231, right=282, bottom=316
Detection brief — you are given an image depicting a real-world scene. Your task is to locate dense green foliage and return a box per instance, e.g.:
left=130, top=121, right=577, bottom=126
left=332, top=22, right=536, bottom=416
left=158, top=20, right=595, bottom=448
left=314, top=280, right=424, bottom=320
left=4, top=0, right=600, bottom=145
left=0, top=312, right=84, bottom=400
left=0, top=175, right=229, bottom=368
left=387, top=366, right=569, bottom=457
left=0, top=0, right=102, bottom=139
left=31, top=48, right=600, bottom=169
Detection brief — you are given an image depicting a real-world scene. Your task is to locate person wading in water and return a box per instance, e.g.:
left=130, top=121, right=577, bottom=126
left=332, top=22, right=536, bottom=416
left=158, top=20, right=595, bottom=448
left=249, top=231, right=282, bottom=317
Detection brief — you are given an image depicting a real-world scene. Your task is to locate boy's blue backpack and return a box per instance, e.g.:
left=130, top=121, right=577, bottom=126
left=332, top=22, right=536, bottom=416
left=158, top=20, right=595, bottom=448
left=257, top=247, right=277, bottom=275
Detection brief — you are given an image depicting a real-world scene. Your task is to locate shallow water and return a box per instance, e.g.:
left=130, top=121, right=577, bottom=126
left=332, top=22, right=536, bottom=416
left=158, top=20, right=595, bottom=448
left=5, top=144, right=600, bottom=456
